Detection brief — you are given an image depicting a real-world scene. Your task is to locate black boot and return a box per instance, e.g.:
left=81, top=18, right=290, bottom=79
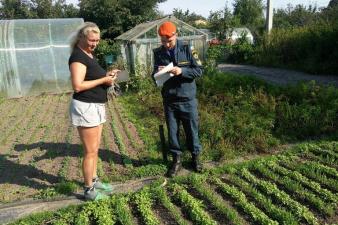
left=192, top=154, right=203, bottom=173
left=166, top=154, right=182, bottom=178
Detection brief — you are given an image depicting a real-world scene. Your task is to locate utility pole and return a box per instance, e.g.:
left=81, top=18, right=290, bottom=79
left=266, top=0, right=273, bottom=33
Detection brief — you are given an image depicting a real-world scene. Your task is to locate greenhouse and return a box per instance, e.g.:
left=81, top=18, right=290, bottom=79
left=0, top=18, right=84, bottom=98
left=115, top=15, right=208, bottom=76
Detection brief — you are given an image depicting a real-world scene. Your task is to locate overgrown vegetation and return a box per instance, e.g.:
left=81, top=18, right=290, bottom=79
left=253, top=21, right=338, bottom=74
left=120, top=68, right=337, bottom=161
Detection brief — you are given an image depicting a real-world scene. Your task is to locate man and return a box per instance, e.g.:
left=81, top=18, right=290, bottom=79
left=152, top=21, right=203, bottom=177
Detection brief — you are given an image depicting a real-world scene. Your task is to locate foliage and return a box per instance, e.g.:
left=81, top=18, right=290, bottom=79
left=172, top=8, right=206, bottom=28
left=112, top=195, right=134, bottom=225
left=253, top=21, right=338, bottom=75
left=322, top=0, right=338, bottom=22
left=226, top=35, right=255, bottom=63
left=95, top=39, right=121, bottom=69
left=274, top=81, right=338, bottom=139
left=34, top=181, right=78, bottom=199
left=152, top=183, right=191, bottom=225
left=0, top=0, right=79, bottom=19
left=188, top=175, right=244, bottom=225
left=204, top=44, right=229, bottom=70
left=207, top=6, right=239, bottom=40
left=232, top=0, right=265, bottom=32
left=253, top=162, right=335, bottom=216
left=213, top=177, right=279, bottom=225
left=133, top=187, right=160, bottom=225
left=205, top=35, right=254, bottom=66
left=240, top=168, right=319, bottom=225
left=228, top=174, right=298, bottom=225
left=171, top=183, right=218, bottom=225
left=197, top=71, right=279, bottom=155
left=273, top=4, right=319, bottom=29
left=78, top=0, right=164, bottom=39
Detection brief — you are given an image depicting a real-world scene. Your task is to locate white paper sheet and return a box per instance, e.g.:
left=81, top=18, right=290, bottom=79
left=154, top=62, right=174, bottom=87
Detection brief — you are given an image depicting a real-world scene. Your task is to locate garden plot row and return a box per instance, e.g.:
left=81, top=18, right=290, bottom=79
left=11, top=142, right=338, bottom=225
left=0, top=94, right=147, bottom=203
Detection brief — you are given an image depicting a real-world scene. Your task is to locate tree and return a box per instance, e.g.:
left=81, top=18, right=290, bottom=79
left=233, top=0, right=264, bottom=28
left=172, top=8, right=205, bottom=27
left=0, top=0, right=33, bottom=19
left=29, top=0, right=79, bottom=18
left=328, top=0, right=338, bottom=8
left=79, top=0, right=166, bottom=39
left=0, top=0, right=79, bottom=19
left=61, top=3, right=79, bottom=18
left=321, top=0, right=338, bottom=22
left=273, top=4, right=319, bottom=28
left=208, top=6, right=239, bottom=40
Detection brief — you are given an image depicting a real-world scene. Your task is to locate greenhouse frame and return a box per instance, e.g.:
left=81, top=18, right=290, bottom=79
left=115, top=15, right=208, bottom=76
left=0, top=18, right=84, bottom=98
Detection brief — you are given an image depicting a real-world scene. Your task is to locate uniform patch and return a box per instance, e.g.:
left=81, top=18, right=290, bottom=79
left=192, top=49, right=202, bottom=66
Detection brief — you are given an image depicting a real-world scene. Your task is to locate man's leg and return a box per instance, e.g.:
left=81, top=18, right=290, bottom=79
left=164, top=103, right=182, bottom=177
left=180, top=99, right=202, bottom=172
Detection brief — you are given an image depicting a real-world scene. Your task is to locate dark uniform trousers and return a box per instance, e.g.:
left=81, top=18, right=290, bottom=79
left=164, top=98, right=201, bottom=156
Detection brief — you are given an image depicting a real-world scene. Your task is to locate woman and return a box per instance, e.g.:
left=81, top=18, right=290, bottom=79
left=69, top=22, right=119, bottom=201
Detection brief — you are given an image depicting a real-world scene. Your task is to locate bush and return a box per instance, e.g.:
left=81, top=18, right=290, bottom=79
left=274, top=81, right=338, bottom=139
left=95, top=39, right=121, bottom=69
left=253, top=22, right=338, bottom=74
left=205, top=35, right=255, bottom=70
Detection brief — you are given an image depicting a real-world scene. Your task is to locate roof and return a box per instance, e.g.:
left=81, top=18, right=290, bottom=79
left=115, top=15, right=207, bottom=41
left=227, top=27, right=253, bottom=36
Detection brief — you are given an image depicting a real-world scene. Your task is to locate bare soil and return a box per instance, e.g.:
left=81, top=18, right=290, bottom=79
left=0, top=93, right=149, bottom=204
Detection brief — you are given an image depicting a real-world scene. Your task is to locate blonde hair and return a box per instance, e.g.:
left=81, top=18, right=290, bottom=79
left=70, top=22, right=100, bottom=51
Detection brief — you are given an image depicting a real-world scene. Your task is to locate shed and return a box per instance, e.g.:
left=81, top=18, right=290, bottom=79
left=0, top=18, right=83, bottom=98
left=115, top=15, right=208, bottom=76
left=226, top=27, right=254, bottom=44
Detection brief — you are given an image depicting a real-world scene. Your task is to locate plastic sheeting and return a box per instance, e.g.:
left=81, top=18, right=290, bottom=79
left=0, top=18, right=84, bottom=98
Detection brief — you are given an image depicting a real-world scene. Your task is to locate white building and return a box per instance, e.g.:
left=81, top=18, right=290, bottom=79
left=226, top=27, right=254, bottom=44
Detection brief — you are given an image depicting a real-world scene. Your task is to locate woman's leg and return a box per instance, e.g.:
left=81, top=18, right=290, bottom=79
left=78, top=126, right=100, bottom=187
left=92, top=124, right=103, bottom=179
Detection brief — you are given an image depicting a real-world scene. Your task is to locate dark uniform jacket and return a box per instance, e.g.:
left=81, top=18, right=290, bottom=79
left=152, top=40, right=203, bottom=103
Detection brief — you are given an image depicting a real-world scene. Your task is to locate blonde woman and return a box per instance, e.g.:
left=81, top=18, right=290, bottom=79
left=69, top=22, right=119, bottom=201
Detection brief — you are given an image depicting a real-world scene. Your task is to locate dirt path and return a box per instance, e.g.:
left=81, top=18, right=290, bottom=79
left=217, top=64, right=338, bottom=87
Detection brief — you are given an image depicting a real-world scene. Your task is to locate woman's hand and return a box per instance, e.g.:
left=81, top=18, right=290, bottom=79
left=104, top=69, right=120, bottom=86
left=106, top=69, right=120, bottom=78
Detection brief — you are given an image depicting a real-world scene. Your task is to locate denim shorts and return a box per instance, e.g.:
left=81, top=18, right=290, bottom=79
left=70, top=98, right=106, bottom=127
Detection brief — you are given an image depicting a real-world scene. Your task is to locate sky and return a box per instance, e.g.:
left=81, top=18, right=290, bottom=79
left=66, top=0, right=331, bottom=18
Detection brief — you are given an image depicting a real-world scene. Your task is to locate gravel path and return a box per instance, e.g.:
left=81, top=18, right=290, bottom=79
left=218, top=64, right=338, bottom=87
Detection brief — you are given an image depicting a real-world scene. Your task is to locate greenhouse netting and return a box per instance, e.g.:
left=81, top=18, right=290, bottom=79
left=0, top=18, right=84, bottom=98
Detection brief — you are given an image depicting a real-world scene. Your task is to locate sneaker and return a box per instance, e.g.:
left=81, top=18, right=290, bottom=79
left=92, top=177, right=114, bottom=194
left=84, top=186, right=109, bottom=201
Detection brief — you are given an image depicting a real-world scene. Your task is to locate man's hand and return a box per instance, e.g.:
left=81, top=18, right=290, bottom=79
left=158, top=66, right=165, bottom=71
left=170, top=66, right=182, bottom=76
